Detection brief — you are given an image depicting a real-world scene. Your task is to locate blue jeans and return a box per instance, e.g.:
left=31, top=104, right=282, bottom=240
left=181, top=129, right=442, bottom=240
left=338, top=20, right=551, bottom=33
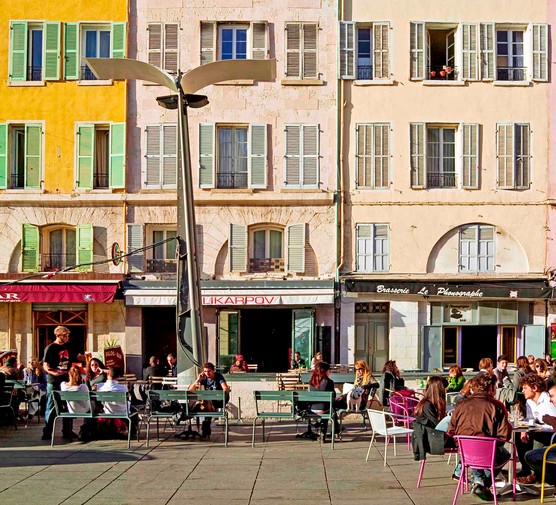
left=453, top=445, right=511, bottom=487
left=525, top=446, right=556, bottom=484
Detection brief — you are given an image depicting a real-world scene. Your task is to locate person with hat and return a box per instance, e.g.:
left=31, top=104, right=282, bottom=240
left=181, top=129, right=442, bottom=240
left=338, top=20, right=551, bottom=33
left=230, top=354, right=249, bottom=373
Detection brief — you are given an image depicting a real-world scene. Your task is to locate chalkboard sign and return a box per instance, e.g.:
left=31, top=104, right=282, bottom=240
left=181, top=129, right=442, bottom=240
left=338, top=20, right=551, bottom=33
left=104, top=346, right=125, bottom=371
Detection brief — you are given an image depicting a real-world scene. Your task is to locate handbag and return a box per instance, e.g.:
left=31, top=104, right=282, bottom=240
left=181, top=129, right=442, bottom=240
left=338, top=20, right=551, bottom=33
left=425, top=427, right=446, bottom=455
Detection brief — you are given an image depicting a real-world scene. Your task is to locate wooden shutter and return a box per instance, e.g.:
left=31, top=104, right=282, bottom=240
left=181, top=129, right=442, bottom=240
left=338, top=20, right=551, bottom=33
left=459, top=225, right=477, bottom=272
left=25, top=124, right=42, bottom=190
left=410, top=22, right=425, bottom=80
left=200, top=22, right=215, bottom=65
left=43, top=22, right=61, bottom=80
left=461, top=123, right=479, bottom=189
left=286, top=223, right=306, bottom=273
left=410, top=123, right=426, bottom=188
left=285, top=23, right=301, bottom=78
left=374, top=123, right=390, bottom=189
left=251, top=21, right=268, bottom=60
left=249, top=124, right=267, bottom=188
left=515, top=124, right=530, bottom=189
left=356, top=124, right=371, bottom=188
left=145, top=125, right=161, bottom=187
left=64, top=22, right=80, bottom=80
left=285, top=125, right=301, bottom=186
left=76, top=224, right=93, bottom=272
left=110, top=22, right=126, bottom=58
left=127, top=223, right=144, bottom=273
left=302, top=124, right=319, bottom=187
left=532, top=24, right=548, bottom=82
left=77, top=125, right=94, bottom=189
left=0, top=123, right=7, bottom=189
left=229, top=223, right=247, bottom=272
left=356, top=224, right=373, bottom=272
left=162, top=124, right=177, bottom=188
left=22, top=223, right=39, bottom=272
left=9, top=21, right=28, bottom=81
left=374, top=224, right=389, bottom=272
left=461, top=23, right=478, bottom=81
left=147, top=23, right=162, bottom=68
left=373, top=22, right=390, bottom=79
left=164, top=24, right=179, bottom=73
left=199, top=123, right=215, bottom=188
left=497, top=123, right=514, bottom=189
left=339, top=21, right=355, bottom=79
left=480, top=23, right=495, bottom=80
left=109, top=122, right=126, bottom=188
left=302, top=23, right=318, bottom=78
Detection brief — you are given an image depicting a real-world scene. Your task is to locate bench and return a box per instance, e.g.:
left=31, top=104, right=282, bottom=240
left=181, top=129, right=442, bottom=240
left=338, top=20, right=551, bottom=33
left=186, top=389, right=229, bottom=446
left=51, top=390, right=138, bottom=448
left=146, top=389, right=187, bottom=446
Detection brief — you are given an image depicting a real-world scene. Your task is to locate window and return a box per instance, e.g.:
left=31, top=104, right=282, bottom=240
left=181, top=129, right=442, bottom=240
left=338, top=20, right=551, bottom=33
left=355, top=123, right=390, bottom=189
left=496, top=123, right=530, bottom=189
left=148, top=23, right=178, bottom=74
left=126, top=224, right=144, bottom=273
left=410, top=22, right=548, bottom=82
left=285, top=124, right=319, bottom=188
left=459, top=224, right=495, bottom=272
left=230, top=223, right=305, bottom=273
left=63, top=22, right=126, bottom=80
left=149, top=229, right=177, bottom=273
left=0, top=123, right=42, bottom=190
left=21, top=223, right=92, bottom=273
left=501, top=326, right=517, bottom=363
left=144, top=124, right=178, bottom=189
left=9, top=21, right=60, bottom=82
left=356, top=224, right=389, bottom=272
left=200, top=21, right=268, bottom=65
left=285, top=23, right=318, bottom=79
left=76, top=123, right=125, bottom=190
left=442, top=327, right=458, bottom=365
left=410, top=123, right=479, bottom=189
left=199, top=123, right=267, bottom=189
left=340, top=22, right=390, bottom=80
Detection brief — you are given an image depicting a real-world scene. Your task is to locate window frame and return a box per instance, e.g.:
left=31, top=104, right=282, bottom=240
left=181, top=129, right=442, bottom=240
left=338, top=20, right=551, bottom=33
left=43, top=225, right=77, bottom=272
left=218, top=24, right=249, bottom=60
left=495, top=28, right=525, bottom=81
left=426, top=126, right=457, bottom=188
left=81, top=24, right=111, bottom=80
left=458, top=224, right=495, bottom=273
left=496, top=122, right=531, bottom=190
left=355, top=223, right=390, bottom=273
left=216, top=124, right=249, bottom=189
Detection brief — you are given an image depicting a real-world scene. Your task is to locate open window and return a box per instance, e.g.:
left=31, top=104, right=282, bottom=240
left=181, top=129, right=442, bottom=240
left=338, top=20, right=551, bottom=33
left=250, top=227, right=284, bottom=272
left=0, top=123, right=42, bottom=190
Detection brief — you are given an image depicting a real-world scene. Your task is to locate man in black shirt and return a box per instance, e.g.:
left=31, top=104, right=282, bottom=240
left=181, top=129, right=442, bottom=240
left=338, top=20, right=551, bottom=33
left=42, top=326, right=84, bottom=441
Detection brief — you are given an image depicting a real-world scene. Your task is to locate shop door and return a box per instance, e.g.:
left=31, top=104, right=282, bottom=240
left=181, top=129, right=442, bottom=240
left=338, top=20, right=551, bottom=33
left=292, top=309, right=314, bottom=365
left=355, top=317, right=389, bottom=372
left=422, top=326, right=442, bottom=372
left=461, top=326, right=497, bottom=370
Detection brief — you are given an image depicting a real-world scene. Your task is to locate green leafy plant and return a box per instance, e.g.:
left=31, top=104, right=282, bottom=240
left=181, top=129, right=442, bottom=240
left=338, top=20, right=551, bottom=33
left=102, top=337, right=120, bottom=350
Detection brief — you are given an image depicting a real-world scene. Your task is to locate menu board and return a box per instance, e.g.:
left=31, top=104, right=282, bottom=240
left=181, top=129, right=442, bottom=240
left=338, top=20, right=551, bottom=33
left=104, top=346, right=125, bottom=371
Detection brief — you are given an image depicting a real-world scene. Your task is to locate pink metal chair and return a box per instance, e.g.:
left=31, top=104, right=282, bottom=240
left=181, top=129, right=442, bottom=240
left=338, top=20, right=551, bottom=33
left=452, top=435, right=516, bottom=505
left=389, top=394, right=418, bottom=449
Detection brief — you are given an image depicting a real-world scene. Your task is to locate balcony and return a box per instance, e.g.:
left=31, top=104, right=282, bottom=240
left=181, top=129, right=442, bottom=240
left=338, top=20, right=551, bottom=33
left=146, top=259, right=177, bottom=273
left=357, top=65, right=373, bottom=80
left=216, top=172, right=248, bottom=189
left=80, top=65, right=98, bottom=81
left=427, top=172, right=457, bottom=188
left=42, top=253, right=77, bottom=272
left=93, top=173, right=109, bottom=189
left=249, top=257, right=285, bottom=273
left=427, top=65, right=457, bottom=81
left=27, top=66, right=42, bottom=81
left=496, top=67, right=526, bottom=81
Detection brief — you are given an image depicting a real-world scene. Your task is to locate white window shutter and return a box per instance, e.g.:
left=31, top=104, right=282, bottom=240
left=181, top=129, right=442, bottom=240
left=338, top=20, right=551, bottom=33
left=285, top=124, right=301, bottom=186
left=356, top=224, right=373, bottom=272
left=410, top=123, right=426, bottom=188
left=496, top=123, right=514, bottom=188
left=251, top=21, right=268, bottom=60
left=461, top=123, right=479, bottom=189
left=532, top=24, right=548, bottom=82
left=339, top=21, right=355, bottom=79
left=373, top=224, right=389, bottom=272
left=286, top=223, right=306, bottom=273
left=410, top=22, right=425, bottom=80
left=145, top=125, right=161, bottom=187
left=285, top=23, right=301, bottom=77
left=373, top=123, right=390, bottom=188
left=230, top=223, right=247, bottom=272
left=302, top=24, right=318, bottom=78
left=515, top=124, right=531, bottom=189
left=373, top=22, right=390, bottom=80
left=356, top=124, right=371, bottom=188
left=249, top=124, right=267, bottom=188
left=147, top=23, right=162, bottom=68
left=480, top=23, right=495, bottom=80
left=127, top=223, right=144, bottom=273
left=162, top=124, right=178, bottom=188
left=461, top=23, right=478, bottom=80
left=200, top=21, right=215, bottom=65
left=302, top=124, right=319, bottom=187
left=199, top=123, right=215, bottom=188
left=164, top=24, right=179, bottom=74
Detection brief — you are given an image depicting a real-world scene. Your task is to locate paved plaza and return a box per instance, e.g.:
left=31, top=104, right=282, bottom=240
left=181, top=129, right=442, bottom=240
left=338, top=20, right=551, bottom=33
left=0, top=419, right=546, bottom=505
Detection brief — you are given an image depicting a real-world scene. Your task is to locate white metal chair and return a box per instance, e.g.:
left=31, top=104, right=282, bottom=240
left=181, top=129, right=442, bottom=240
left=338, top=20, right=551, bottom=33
left=365, top=409, right=413, bottom=466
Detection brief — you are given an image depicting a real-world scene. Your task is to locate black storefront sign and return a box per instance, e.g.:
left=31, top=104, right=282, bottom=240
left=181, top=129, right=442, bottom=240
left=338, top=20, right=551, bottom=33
left=344, top=279, right=553, bottom=300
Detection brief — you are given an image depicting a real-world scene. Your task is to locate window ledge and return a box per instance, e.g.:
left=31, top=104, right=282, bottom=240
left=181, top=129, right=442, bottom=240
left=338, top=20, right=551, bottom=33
left=214, top=79, right=255, bottom=86
left=8, top=81, right=46, bottom=87
left=280, top=188, right=323, bottom=193
left=354, top=79, right=394, bottom=86
left=74, top=189, right=115, bottom=194
left=422, top=80, right=465, bottom=86
left=1, top=189, right=44, bottom=193
left=208, top=188, right=254, bottom=194
left=281, top=79, right=324, bottom=86
left=78, top=79, right=114, bottom=86
left=493, top=80, right=531, bottom=87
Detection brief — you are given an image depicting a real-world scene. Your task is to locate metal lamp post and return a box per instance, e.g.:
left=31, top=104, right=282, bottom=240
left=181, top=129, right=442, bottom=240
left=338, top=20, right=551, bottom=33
left=85, top=57, right=276, bottom=382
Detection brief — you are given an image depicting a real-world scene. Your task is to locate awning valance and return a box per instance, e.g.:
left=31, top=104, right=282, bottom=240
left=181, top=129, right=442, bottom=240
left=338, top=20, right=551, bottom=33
left=0, top=283, right=119, bottom=303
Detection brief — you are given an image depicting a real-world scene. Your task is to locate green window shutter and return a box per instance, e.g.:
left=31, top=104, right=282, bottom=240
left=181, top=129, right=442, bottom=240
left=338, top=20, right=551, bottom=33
left=24, top=124, right=42, bottom=190
left=43, top=22, right=61, bottom=80
left=9, top=21, right=28, bottom=82
left=285, top=23, right=301, bottom=78
left=496, top=123, right=514, bottom=189
left=229, top=223, right=247, bottom=272
left=109, top=122, right=126, bottom=188
left=111, top=22, right=126, bottom=58
left=461, top=23, right=478, bottom=81
left=199, top=123, right=215, bottom=188
left=480, top=23, right=495, bottom=80
left=127, top=223, right=144, bottom=273
left=77, top=125, right=94, bottom=189
left=200, top=22, right=215, bottom=65
left=302, top=124, right=319, bottom=187
left=532, top=24, right=548, bottom=82
left=461, top=123, right=479, bottom=189
left=249, top=124, right=267, bottom=188
left=373, top=22, right=390, bottom=80
left=22, top=223, right=39, bottom=272
left=251, top=21, right=268, bottom=60
left=76, top=224, right=93, bottom=272
left=339, top=21, right=355, bottom=79
left=0, top=123, right=7, bottom=189
left=286, top=223, right=306, bottom=273
left=410, top=123, right=426, bottom=188
left=147, top=23, right=162, bottom=68
left=162, top=124, right=177, bottom=188
left=410, top=22, right=425, bottom=80
left=64, top=22, right=80, bottom=80
left=285, top=124, right=300, bottom=186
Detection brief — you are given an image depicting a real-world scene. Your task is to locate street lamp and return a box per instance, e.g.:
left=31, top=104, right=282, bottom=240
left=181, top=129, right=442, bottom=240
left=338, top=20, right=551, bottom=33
left=85, top=57, right=276, bottom=382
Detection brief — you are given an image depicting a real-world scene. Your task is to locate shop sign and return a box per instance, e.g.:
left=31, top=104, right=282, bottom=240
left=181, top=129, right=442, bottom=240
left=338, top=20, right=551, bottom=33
left=446, top=304, right=473, bottom=322
left=202, top=295, right=280, bottom=306
left=104, top=346, right=125, bottom=370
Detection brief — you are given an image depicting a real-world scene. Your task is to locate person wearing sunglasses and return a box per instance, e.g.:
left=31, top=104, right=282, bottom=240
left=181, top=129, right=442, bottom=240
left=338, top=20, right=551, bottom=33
left=534, top=358, right=549, bottom=379
left=336, top=360, right=377, bottom=412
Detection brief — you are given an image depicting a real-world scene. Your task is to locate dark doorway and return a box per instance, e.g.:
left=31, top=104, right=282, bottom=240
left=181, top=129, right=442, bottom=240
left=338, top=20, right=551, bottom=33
left=241, top=308, right=292, bottom=372
left=143, top=307, right=176, bottom=368
left=461, top=325, right=498, bottom=370
left=34, top=309, right=87, bottom=360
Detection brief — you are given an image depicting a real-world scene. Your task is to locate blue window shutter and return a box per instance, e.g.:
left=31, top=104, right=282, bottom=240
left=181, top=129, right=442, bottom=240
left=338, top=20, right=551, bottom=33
left=111, top=23, right=126, bottom=58
left=0, top=123, right=7, bottom=189
left=22, top=223, right=40, bottom=272
left=64, top=22, right=80, bottom=80
left=9, top=21, right=28, bottom=81
left=43, top=22, right=61, bottom=80
left=109, top=122, right=126, bottom=188
left=76, top=224, right=93, bottom=272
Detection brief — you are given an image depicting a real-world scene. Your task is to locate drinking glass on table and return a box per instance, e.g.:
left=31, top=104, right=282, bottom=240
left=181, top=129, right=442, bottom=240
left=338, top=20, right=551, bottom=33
left=510, top=404, right=520, bottom=425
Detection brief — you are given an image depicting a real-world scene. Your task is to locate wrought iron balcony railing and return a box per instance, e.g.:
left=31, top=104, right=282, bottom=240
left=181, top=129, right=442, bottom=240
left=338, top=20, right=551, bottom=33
left=249, top=257, right=285, bottom=273
left=216, top=172, right=248, bottom=189
left=427, top=172, right=457, bottom=188
left=146, top=259, right=177, bottom=273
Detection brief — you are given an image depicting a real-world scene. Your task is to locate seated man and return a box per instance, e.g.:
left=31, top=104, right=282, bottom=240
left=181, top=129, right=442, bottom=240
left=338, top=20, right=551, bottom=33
left=291, top=351, right=306, bottom=370
left=98, top=367, right=137, bottom=437
left=448, top=373, right=512, bottom=500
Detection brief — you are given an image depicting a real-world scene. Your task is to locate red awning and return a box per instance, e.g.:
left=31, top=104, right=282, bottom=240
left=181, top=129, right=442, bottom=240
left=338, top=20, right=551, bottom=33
left=0, top=283, right=119, bottom=303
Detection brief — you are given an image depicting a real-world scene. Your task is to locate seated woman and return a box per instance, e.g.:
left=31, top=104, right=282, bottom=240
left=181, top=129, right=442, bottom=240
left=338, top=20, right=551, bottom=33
left=310, top=352, right=323, bottom=370
left=380, top=360, right=405, bottom=406
left=61, top=366, right=94, bottom=441
left=23, top=357, right=47, bottom=417
left=446, top=365, right=464, bottom=392
left=307, top=361, right=337, bottom=441
left=86, top=358, right=108, bottom=390
left=335, top=360, right=377, bottom=411
left=229, top=354, right=249, bottom=373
